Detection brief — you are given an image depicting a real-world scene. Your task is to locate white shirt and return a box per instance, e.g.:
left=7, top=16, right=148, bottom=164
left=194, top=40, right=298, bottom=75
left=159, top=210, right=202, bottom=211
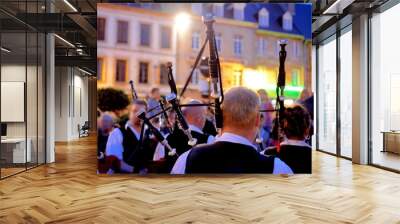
left=280, top=139, right=311, bottom=148
left=153, top=133, right=169, bottom=161
left=215, top=132, right=257, bottom=149
left=170, top=149, right=191, bottom=174
left=171, top=132, right=293, bottom=175
left=153, top=124, right=215, bottom=162
left=273, top=139, right=311, bottom=175
left=189, top=124, right=215, bottom=144
left=105, top=122, right=141, bottom=161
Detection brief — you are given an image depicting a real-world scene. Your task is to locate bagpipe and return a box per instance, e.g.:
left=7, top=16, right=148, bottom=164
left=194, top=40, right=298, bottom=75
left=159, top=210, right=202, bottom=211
left=123, top=13, right=223, bottom=173
left=141, top=14, right=223, bottom=138
left=103, top=13, right=289, bottom=173
left=129, top=80, right=138, bottom=102
left=261, top=40, right=288, bottom=155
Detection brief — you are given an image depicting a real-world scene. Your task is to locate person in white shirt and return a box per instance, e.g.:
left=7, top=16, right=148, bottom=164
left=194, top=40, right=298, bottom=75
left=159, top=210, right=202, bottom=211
left=105, top=100, right=147, bottom=173
left=153, top=99, right=215, bottom=172
left=172, top=87, right=292, bottom=174
left=276, top=104, right=312, bottom=173
left=182, top=99, right=215, bottom=144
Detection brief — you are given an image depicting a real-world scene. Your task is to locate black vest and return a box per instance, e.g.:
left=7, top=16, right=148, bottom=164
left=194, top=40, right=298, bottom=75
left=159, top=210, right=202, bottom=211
left=185, top=141, right=275, bottom=173
left=161, top=128, right=210, bottom=173
left=278, top=145, right=312, bottom=174
left=203, top=118, right=218, bottom=136
left=120, top=126, right=139, bottom=167
left=120, top=126, right=159, bottom=171
left=143, top=128, right=161, bottom=160
left=167, top=128, right=210, bottom=155
left=97, top=130, right=109, bottom=157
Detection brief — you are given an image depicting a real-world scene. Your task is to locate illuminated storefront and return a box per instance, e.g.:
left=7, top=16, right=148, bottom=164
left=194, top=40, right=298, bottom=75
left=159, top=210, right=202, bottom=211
left=221, top=64, right=305, bottom=99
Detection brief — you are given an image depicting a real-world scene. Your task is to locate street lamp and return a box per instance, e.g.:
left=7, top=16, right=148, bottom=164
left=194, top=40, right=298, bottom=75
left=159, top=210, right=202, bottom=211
left=173, top=12, right=191, bottom=94
left=174, top=12, right=191, bottom=32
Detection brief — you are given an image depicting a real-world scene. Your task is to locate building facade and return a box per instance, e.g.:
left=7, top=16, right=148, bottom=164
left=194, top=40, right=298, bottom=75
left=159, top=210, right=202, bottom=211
left=97, top=3, right=312, bottom=100
left=97, top=4, right=177, bottom=98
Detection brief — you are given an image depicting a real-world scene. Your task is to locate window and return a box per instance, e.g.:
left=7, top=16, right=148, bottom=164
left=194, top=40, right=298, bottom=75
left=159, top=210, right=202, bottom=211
left=293, top=42, right=302, bottom=58
left=283, top=11, right=293, bottom=31
left=340, top=30, right=352, bottom=158
left=192, top=32, right=200, bottom=50
left=97, top=18, right=106, bottom=41
left=258, top=8, right=269, bottom=27
left=159, top=63, right=169, bottom=85
left=257, top=38, right=267, bottom=56
left=314, top=28, right=354, bottom=160
left=140, top=23, right=151, bottom=47
left=117, top=20, right=129, bottom=44
left=233, top=3, right=245, bottom=21
left=317, top=37, right=337, bottom=154
left=191, top=68, right=200, bottom=85
left=97, top=58, right=103, bottom=81
left=234, top=36, right=242, bottom=56
left=139, top=62, right=149, bottom=83
left=116, top=60, right=126, bottom=82
left=213, top=3, right=224, bottom=17
left=233, top=70, right=242, bottom=86
left=191, top=3, right=202, bottom=15
left=215, top=34, right=222, bottom=53
left=291, top=69, right=300, bottom=86
left=140, top=3, right=153, bottom=9
left=160, top=26, right=172, bottom=49
left=370, top=5, right=400, bottom=171
left=0, top=29, right=47, bottom=178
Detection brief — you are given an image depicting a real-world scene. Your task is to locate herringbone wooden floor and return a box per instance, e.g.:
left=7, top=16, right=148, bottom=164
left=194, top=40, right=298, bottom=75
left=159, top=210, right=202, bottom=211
left=1, top=136, right=400, bottom=224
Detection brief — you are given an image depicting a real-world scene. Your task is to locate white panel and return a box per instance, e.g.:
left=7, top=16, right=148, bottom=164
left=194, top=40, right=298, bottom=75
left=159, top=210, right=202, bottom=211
left=323, top=0, right=355, bottom=14
left=1, top=82, right=25, bottom=122
left=390, top=74, right=400, bottom=130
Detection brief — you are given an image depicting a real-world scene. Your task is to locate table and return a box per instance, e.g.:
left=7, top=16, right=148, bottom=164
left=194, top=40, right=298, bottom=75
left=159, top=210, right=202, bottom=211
left=1, top=138, right=31, bottom=164
left=381, top=131, right=400, bottom=154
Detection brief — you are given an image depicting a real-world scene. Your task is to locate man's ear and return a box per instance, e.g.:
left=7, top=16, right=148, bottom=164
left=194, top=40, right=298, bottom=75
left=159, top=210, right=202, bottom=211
left=305, top=127, right=310, bottom=138
left=255, top=112, right=261, bottom=128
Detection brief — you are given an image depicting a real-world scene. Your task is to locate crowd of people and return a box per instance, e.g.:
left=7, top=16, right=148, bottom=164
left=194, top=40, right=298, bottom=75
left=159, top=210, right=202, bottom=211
left=97, top=87, right=313, bottom=174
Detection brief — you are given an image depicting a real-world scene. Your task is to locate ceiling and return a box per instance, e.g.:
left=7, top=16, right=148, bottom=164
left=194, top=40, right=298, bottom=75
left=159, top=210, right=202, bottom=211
left=0, top=0, right=98, bottom=75
left=311, top=0, right=390, bottom=42
left=1, top=0, right=395, bottom=73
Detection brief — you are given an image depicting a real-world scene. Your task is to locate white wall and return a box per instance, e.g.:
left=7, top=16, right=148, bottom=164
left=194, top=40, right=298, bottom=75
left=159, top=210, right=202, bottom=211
left=1, top=65, right=26, bottom=141
left=54, top=67, right=89, bottom=141
left=55, top=66, right=68, bottom=141
left=1, top=64, right=46, bottom=164
left=1, top=65, right=37, bottom=138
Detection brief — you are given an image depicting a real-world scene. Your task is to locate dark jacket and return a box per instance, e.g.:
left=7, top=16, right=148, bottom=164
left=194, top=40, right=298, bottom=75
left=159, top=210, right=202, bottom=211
left=185, top=141, right=275, bottom=173
left=278, top=144, right=312, bottom=174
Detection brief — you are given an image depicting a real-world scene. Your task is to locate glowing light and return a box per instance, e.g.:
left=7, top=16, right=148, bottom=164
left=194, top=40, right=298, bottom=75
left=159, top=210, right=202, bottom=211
left=241, top=68, right=304, bottom=99
left=242, top=69, right=269, bottom=90
left=63, top=0, right=78, bottom=12
left=54, top=34, right=75, bottom=48
left=1, top=47, right=11, bottom=53
left=284, top=99, right=294, bottom=106
left=78, top=67, right=92, bottom=76
left=174, top=13, right=191, bottom=32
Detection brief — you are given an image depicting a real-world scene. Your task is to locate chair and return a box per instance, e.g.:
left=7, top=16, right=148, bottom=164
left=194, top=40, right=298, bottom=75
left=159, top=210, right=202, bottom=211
left=78, top=121, right=90, bottom=138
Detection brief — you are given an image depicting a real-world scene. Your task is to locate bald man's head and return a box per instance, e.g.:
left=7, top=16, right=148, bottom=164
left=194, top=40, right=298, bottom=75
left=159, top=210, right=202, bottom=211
left=129, top=100, right=147, bottom=127
left=182, top=99, right=207, bottom=130
left=221, top=87, right=261, bottom=140
left=99, top=113, right=114, bottom=133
